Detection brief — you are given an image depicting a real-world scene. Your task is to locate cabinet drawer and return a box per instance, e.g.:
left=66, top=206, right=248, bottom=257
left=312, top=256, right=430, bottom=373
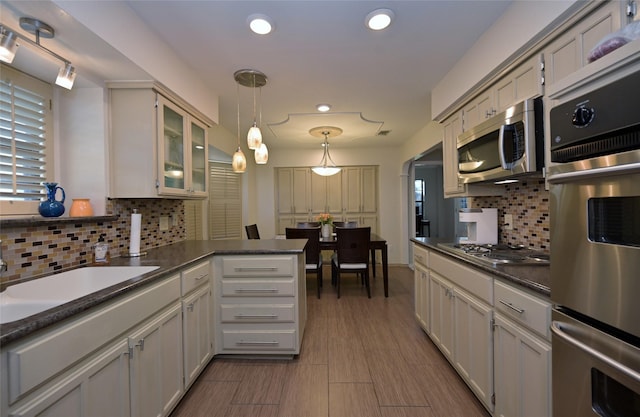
left=181, top=260, right=210, bottom=295
left=221, top=279, right=295, bottom=297
left=220, top=304, right=295, bottom=323
left=413, top=244, right=429, bottom=268
left=494, top=280, right=551, bottom=339
left=430, top=252, right=493, bottom=304
left=221, top=256, right=294, bottom=278
left=221, top=330, right=296, bottom=351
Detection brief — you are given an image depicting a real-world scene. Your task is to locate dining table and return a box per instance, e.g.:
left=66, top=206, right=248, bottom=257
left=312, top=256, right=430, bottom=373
left=319, top=232, right=389, bottom=297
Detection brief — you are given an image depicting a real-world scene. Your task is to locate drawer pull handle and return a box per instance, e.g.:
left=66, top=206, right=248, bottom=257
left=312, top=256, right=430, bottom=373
left=235, top=288, right=279, bottom=293
left=234, top=267, right=279, bottom=272
left=195, top=274, right=207, bottom=280
left=499, top=299, right=525, bottom=314
left=237, top=340, right=279, bottom=345
left=234, top=314, right=278, bottom=319
left=187, top=303, right=195, bottom=312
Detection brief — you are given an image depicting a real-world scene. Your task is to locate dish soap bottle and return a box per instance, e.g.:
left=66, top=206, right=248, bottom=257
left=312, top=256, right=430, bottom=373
left=94, top=234, right=110, bottom=264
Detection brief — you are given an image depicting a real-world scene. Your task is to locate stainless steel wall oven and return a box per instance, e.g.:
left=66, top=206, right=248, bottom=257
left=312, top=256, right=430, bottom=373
left=549, top=67, right=640, bottom=417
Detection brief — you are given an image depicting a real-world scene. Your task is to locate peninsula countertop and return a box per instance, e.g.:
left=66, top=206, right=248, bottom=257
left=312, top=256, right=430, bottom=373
left=411, top=237, right=550, bottom=298
left=1, top=239, right=306, bottom=346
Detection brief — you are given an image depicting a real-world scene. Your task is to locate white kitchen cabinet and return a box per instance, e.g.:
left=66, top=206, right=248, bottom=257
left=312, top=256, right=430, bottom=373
left=453, top=286, right=494, bottom=412
left=493, top=279, right=551, bottom=417
left=8, top=339, right=131, bottom=417
left=463, top=55, right=543, bottom=130
left=429, top=272, right=455, bottom=362
left=493, top=313, right=551, bottom=417
left=108, top=83, right=211, bottom=198
left=343, top=166, right=377, bottom=215
left=310, top=171, right=342, bottom=217
left=276, top=167, right=311, bottom=216
left=129, top=302, right=184, bottom=417
left=214, top=254, right=306, bottom=355
left=542, top=0, right=626, bottom=87
left=413, top=244, right=430, bottom=333
left=182, top=284, right=212, bottom=389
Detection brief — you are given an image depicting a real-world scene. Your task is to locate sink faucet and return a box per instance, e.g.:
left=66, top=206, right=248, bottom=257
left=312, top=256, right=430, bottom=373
left=0, top=240, right=7, bottom=274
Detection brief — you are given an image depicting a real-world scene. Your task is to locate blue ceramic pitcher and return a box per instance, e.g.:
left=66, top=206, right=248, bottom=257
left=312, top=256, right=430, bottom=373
left=38, top=182, right=66, bottom=217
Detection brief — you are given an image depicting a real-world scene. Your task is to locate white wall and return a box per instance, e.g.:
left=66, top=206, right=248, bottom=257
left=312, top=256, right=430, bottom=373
left=431, top=0, right=576, bottom=118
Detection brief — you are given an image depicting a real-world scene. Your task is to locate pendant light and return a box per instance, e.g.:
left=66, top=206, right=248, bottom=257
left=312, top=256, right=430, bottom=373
left=310, top=126, right=342, bottom=176
left=253, top=86, right=269, bottom=164
left=232, top=82, right=247, bottom=173
left=234, top=69, right=267, bottom=150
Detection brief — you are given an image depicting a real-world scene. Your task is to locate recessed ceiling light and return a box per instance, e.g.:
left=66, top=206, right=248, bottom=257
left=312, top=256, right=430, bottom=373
left=316, top=104, right=331, bottom=112
left=248, top=14, right=274, bottom=35
left=365, top=9, right=394, bottom=31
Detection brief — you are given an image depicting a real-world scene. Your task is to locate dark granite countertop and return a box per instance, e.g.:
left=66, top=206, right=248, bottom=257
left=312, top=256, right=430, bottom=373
left=411, top=237, right=550, bottom=298
left=0, top=239, right=306, bottom=346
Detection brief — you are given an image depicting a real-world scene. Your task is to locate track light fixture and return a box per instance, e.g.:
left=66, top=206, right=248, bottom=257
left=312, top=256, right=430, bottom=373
left=0, top=17, right=77, bottom=89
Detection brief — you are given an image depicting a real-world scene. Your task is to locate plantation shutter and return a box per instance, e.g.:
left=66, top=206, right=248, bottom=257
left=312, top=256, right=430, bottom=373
left=0, top=65, right=52, bottom=213
left=209, top=161, right=242, bottom=239
left=184, top=200, right=203, bottom=240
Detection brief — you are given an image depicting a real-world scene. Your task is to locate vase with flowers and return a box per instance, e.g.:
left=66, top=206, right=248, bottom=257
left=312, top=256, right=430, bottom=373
left=316, top=213, right=333, bottom=238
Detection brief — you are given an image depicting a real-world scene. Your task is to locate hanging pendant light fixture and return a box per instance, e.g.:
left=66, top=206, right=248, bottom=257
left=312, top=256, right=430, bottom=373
left=253, top=85, right=269, bottom=164
left=234, top=69, right=267, bottom=150
left=232, top=82, right=247, bottom=173
left=310, top=126, right=342, bottom=176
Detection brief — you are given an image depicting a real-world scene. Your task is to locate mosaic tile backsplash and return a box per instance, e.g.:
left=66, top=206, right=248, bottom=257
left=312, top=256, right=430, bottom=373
left=0, top=199, right=185, bottom=283
left=469, top=179, right=549, bottom=251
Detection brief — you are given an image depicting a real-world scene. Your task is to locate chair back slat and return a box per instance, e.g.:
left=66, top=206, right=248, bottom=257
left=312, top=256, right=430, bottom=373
left=335, top=227, right=370, bottom=264
left=297, top=222, right=321, bottom=228
left=245, top=224, right=260, bottom=239
left=285, top=227, right=321, bottom=265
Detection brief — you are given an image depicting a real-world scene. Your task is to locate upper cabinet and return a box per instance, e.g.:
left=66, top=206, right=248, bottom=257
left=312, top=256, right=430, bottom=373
left=108, top=83, right=212, bottom=199
left=542, top=0, right=627, bottom=87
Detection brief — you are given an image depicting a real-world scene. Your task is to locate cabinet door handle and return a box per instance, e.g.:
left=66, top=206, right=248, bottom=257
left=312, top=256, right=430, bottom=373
left=234, top=267, right=279, bottom=272
left=237, top=340, right=279, bottom=345
left=136, top=338, right=145, bottom=351
left=187, top=303, right=195, bottom=312
left=499, top=299, right=525, bottom=314
left=235, top=288, right=279, bottom=293
left=195, top=274, right=207, bottom=281
left=234, top=314, right=278, bottom=319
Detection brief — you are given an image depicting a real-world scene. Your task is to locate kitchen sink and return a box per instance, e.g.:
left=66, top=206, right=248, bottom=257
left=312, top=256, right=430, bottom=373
left=0, top=266, right=160, bottom=324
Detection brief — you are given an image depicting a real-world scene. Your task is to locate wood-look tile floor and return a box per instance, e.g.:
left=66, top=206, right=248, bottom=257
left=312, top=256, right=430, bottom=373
left=170, top=265, right=491, bottom=417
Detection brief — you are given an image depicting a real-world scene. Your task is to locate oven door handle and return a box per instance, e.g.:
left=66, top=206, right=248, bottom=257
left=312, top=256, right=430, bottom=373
left=551, top=321, right=640, bottom=383
left=547, top=162, right=640, bottom=183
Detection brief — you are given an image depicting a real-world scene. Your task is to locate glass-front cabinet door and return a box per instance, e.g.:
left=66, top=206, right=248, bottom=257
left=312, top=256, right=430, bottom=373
left=189, top=119, right=208, bottom=196
left=158, top=95, right=187, bottom=195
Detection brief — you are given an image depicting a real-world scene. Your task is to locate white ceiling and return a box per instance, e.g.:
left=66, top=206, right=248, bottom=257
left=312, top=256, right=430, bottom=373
left=1, top=1, right=514, bottom=151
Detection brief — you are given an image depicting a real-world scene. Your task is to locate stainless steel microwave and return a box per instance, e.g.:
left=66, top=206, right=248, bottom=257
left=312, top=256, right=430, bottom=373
left=457, top=97, right=544, bottom=184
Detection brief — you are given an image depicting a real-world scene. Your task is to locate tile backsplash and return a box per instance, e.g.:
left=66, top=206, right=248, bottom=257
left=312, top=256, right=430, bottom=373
left=0, top=199, right=185, bottom=283
left=469, top=179, right=549, bottom=251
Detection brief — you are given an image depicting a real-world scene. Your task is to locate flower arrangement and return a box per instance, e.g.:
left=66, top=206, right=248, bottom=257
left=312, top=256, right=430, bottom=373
left=315, top=213, right=333, bottom=225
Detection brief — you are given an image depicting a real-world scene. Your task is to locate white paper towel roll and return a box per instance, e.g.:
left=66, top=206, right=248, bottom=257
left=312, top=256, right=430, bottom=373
left=130, top=211, right=142, bottom=256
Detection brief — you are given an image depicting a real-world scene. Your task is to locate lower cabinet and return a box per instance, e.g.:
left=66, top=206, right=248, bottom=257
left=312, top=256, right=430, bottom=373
left=182, top=284, right=212, bottom=389
left=493, top=313, right=552, bottom=417
left=413, top=243, right=551, bottom=416
left=129, top=303, right=184, bottom=417
left=8, top=339, right=131, bottom=417
left=429, top=271, right=493, bottom=411
left=214, top=253, right=306, bottom=355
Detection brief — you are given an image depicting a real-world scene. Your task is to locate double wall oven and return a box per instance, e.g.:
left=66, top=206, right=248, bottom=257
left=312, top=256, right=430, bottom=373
left=548, top=66, right=640, bottom=416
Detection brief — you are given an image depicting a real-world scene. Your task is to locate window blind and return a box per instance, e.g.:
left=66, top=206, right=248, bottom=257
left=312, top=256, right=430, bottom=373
left=0, top=65, right=52, bottom=211
left=209, top=161, right=242, bottom=239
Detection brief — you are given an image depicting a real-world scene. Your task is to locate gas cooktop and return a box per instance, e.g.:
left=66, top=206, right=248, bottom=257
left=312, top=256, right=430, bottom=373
left=436, top=243, right=550, bottom=266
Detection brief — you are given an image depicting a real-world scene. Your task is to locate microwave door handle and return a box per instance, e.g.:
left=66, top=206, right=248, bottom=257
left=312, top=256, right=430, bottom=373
left=498, top=125, right=509, bottom=169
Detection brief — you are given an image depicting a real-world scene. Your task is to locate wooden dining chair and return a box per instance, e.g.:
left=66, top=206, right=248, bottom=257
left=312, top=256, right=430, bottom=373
left=332, top=221, right=357, bottom=232
left=285, top=227, right=323, bottom=298
left=245, top=224, right=260, bottom=239
left=331, top=227, right=371, bottom=298
left=297, top=221, right=321, bottom=228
